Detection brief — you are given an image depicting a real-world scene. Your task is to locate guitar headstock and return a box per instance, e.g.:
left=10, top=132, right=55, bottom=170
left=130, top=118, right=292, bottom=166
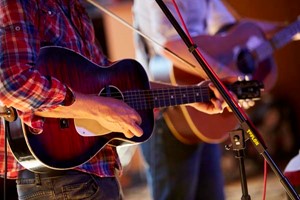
left=230, top=79, right=264, bottom=101
left=227, top=79, right=264, bottom=109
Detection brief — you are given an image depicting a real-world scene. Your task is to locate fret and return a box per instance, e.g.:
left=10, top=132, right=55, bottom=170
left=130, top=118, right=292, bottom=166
left=145, top=90, right=155, bottom=110
left=145, top=90, right=152, bottom=110
left=181, top=87, right=191, bottom=104
left=175, top=87, right=185, bottom=105
left=138, top=90, right=151, bottom=110
left=124, top=90, right=131, bottom=107
left=132, top=90, right=140, bottom=109
left=194, top=87, right=202, bottom=102
left=193, top=87, right=207, bottom=102
left=175, top=88, right=183, bottom=105
left=125, top=90, right=136, bottom=109
left=159, top=88, right=168, bottom=107
left=138, top=90, right=145, bottom=110
left=179, top=87, right=184, bottom=105
left=185, top=87, right=193, bottom=104
left=192, top=87, right=197, bottom=103
left=152, top=88, right=167, bottom=108
left=168, top=88, right=177, bottom=107
left=151, top=89, right=160, bottom=108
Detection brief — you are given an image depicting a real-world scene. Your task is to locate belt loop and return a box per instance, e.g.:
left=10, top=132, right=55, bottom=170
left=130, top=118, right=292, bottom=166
left=34, top=173, right=42, bottom=186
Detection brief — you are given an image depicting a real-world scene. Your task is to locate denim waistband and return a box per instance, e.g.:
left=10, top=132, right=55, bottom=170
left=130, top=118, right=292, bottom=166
left=18, top=169, right=81, bottom=179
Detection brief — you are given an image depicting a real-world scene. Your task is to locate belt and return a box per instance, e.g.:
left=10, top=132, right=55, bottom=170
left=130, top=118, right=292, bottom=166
left=18, top=169, right=81, bottom=179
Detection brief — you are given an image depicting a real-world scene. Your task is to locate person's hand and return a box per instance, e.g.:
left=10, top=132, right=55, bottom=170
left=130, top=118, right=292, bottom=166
left=87, top=95, right=143, bottom=138
left=35, top=92, right=143, bottom=138
left=187, top=78, right=237, bottom=114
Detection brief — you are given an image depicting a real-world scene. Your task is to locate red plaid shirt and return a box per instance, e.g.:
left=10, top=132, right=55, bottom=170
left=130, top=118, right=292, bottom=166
left=0, top=0, right=121, bottom=179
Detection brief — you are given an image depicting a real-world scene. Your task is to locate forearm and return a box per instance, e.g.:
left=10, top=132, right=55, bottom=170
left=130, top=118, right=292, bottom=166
left=34, top=92, right=106, bottom=120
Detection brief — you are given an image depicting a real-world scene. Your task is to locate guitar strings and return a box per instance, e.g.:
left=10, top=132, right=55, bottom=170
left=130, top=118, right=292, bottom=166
left=99, top=86, right=212, bottom=110
left=98, top=84, right=250, bottom=110
left=125, top=88, right=212, bottom=110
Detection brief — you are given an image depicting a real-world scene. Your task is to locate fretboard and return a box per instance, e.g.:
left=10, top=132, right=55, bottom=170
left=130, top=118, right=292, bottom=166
left=255, top=19, right=300, bottom=62
left=124, top=85, right=212, bottom=110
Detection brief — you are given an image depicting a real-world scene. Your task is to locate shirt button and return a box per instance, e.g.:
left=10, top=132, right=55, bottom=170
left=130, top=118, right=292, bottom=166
left=15, top=26, right=21, bottom=31
left=48, top=11, right=52, bottom=15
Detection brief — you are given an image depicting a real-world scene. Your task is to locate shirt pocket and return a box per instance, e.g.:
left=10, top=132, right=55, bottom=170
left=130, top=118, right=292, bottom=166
left=38, top=2, right=63, bottom=46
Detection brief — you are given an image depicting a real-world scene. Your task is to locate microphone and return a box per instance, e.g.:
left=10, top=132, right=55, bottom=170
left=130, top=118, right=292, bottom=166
left=0, top=106, right=17, bottom=122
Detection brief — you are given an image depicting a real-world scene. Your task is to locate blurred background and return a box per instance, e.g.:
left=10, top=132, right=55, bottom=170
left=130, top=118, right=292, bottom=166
left=1, top=0, right=300, bottom=199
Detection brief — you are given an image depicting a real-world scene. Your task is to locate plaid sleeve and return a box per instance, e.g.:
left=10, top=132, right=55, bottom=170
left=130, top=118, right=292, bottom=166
left=0, top=0, right=66, bottom=114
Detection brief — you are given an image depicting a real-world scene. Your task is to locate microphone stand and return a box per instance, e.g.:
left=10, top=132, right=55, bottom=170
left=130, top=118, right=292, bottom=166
left=155, top=0, right=299, bottom=199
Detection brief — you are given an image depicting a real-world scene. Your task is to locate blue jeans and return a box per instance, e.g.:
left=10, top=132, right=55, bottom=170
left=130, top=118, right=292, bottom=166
left=141, top=115, right=225, bottom=200
left=16, top=170, right=123, bottom=200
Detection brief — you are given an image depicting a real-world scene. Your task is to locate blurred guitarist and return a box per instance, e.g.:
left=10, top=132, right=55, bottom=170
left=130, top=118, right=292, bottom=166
left=133, top=0, right=286, bottom=199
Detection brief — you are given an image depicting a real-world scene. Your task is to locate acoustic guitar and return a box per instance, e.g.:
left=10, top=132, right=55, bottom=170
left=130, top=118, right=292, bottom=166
left=152, top=19, right=300, bottom=144
left=7, top=46, right=263, bottom=172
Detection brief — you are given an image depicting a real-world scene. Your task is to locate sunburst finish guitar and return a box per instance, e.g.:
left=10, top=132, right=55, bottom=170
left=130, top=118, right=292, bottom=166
left=7, top=46, right=263, bottom=172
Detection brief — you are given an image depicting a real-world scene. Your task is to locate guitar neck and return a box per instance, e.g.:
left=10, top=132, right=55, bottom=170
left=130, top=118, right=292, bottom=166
left=254, top=19, right=300, bottom=62
left=123, top=85, right=212, bottom=110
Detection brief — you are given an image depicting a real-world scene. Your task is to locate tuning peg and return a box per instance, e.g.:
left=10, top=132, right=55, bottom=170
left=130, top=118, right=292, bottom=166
left=238, top=99, right=255, bottom=110
left=247, top=99, right=255, bottom=107
left=238, top=100, right=249, bottom=109
left=238, top=76, right=244, bottom=81
left=238, top=75, right=253, bottom=81
left=244, top=75, right=252, bottom=81
left=242, top=101, right=250, bottom=109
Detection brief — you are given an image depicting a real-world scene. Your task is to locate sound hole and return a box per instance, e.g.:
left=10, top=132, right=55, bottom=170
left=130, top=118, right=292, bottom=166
left=237, top=48, right=255, bottom=74
left=99, top=85, right=124, bottom=100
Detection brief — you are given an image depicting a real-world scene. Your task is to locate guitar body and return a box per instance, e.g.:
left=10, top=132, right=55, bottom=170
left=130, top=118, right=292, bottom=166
left=156, top=22, right=276, bottom=144
left=8, top=46, right=154, bottom=171
left=162, top=68, right=239, bottom=144
left=193, top=22, right=276, bottom=90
